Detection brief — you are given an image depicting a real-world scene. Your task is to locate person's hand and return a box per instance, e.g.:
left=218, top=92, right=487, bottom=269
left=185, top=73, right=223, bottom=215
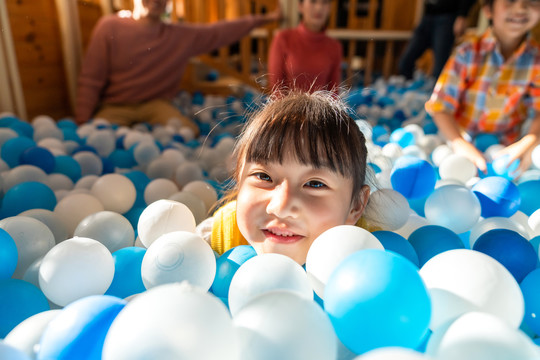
left=451, top=137, right=488, bottom=174
left=492, top=135, right=538, bottom=176
left=453, top=16, right=467, bottom=38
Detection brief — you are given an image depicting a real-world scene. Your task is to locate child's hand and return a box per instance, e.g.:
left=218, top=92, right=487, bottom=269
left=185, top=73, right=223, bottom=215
left=492, top=135, right=537, bottom=177
left=451, top=137, right=488, bottom=174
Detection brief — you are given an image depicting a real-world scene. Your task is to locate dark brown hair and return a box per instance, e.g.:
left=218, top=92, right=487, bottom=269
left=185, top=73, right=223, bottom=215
left=231, top=90, right=368, bottom=204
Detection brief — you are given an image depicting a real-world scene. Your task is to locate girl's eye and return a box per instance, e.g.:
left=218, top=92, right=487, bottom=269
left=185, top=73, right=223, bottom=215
left=305, top=180, right=326, bottom=188
left=254, top=172, right=272, bottom=182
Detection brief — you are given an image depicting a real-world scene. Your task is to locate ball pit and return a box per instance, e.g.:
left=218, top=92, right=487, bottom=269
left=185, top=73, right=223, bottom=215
left=2, top=79, right=540, bottom=358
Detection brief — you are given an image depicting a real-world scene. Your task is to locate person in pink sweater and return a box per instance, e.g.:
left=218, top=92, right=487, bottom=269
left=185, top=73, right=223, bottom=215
left=268, top=0, right=342, bottom=93
left=76, top=0, right=281, bottom=133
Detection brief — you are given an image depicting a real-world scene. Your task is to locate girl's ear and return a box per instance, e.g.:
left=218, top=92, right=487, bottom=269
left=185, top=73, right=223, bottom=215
left=345, top=185, right=370, bottom=225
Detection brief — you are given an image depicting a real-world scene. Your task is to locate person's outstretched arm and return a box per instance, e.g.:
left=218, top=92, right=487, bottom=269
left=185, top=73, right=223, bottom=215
left=75, top=16, right=113, bottom=125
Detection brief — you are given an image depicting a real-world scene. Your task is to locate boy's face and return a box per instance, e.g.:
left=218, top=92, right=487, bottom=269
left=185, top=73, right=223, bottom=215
left=484, top=0, right=540, bottom=45
left=235, top=154, right=367, bottom=265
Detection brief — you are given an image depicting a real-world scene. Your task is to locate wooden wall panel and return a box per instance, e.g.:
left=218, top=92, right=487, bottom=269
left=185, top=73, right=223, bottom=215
left=6, top=0, right=71, bottom=120
left=78, top=0, right=104, bottom=52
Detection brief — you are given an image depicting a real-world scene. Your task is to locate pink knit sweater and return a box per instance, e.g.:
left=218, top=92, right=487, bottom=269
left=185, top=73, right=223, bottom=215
left=268, top=23, right=343, bottom=93
left=76, top=14, right=267, bottom=123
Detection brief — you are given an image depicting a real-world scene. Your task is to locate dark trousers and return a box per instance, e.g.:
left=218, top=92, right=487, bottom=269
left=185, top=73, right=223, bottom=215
left=398, top=13, right=457, bottom=80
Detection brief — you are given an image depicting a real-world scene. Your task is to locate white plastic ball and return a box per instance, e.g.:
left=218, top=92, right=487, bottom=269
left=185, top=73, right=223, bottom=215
left=46, top=173, right=74, bottom=191
left=306, top=225, right=383, bottom=298
left=363, top=188, right=410, bottom=230
left=3, top=165, right=48, bottom=192
left=419, top=249, right=524, bottom=330
left=0, top=128, right=19, bottom=148
left=145, top=157, right=176, bottom=180
left=228, top=253, right=313, bottom=316
left=234, top=290, right=337, bottom=360
left=54, top=192, right=105, bottom=236
left=168, top=191, right=207, bottom=224
left=438, top=154, right=477, bottom=184
left=137, top=199, right=196, bottom=247
left=72, top=151, right=103, bottom=176
left=133, top=140, right=160, bottom=166
left=141, top=231, right=216, bottom=291
left=144, top=178, right=179, bottom=205
left=174, top=161, right=205, bottom=187
left=510, top=211, right=534, bottom=238
left=426, top=312, right=538, bottom=360
left=86, top=129, right=116, bottom=157
left=0, top=216, right=55, bottom=279
left=19, top=209, right=69, bottom=244
left=102, top=283, right=238, bottom=360
left=0, top=342, right=32, bottom=360
left=74, top=211, right=135, bottom=252
left=177, top=127, right=195, bottom=142
left=382, top=143, right=403, bottom=161
left=39, top=237, right=114, bottom=306
left=402, top=145, right=428, bottom=160
left=74, top=175, right=99, bottom=190
left=424, top=185, right=481, bottom=234
left=38, top=138, right=65, bottom=154
left=33, top=126, right=64, bottom=143
left=484, top=144, right=505, bottom=161
left=90, top=173, right=137, bottom=213
left=469, top=216, right=530, bottom=248
left=395, top=213, right=431, bottom=239
left=182, top=180, right=218, bottom=211
left=431, top=144, right=453, bottom=167
left=418, top=134, right=444, bottom=156
left=4, top=310, right=61, bottom=358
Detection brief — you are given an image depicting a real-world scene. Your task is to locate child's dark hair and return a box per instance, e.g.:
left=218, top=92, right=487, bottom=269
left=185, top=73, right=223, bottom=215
left=232, top=90, right=368, bottom=205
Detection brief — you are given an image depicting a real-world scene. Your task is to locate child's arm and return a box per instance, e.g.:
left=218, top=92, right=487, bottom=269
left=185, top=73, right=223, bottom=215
left=432, top=111, right=488, bottom=173
left=493, top=115, right=540, bottom=174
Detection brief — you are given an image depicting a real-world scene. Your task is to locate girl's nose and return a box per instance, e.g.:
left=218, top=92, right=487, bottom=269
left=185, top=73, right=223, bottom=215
left=266, top=183, right=298, bottom=219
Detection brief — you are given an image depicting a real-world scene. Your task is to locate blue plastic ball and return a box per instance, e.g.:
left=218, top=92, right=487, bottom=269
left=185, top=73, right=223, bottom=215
left=518, top=180, right=540, bottom=216
left=390, top=156, right=437, bottom=199
left=473, top=228, right=537, bottom=282
left=108, top=149, right=136, bottom=169
left=324, top=249, right=431, bottom=354
left=211, top=245, right=257, bottom=299
left=372, top=230, right=419, bottom=267
left=520, top=268, right=540, bottom=336
left=61, top=128, right=82, bottom=143
left=1, top=137, right=36, bottom=168
left=57, top=118, right=78, bottom=130
left=11, top=120, right=33, bottom=138
left=105, top=247, right=146, bottom=299
left=38, top=295, right=126, bottom=360
left=408, top=225, right=464, bottom=267
left=53, top=155, right=82, bottom=182
left=474, top=133, right=500, bottom=152
left=1, top=181, right=57, bottom=217
left=0, top=279, right=50, bottom=337
left=472, top=176, right=521, bottom=218
left=19, top=146, right=56, bottom=174
left=0, top=228, right=17, bottom=279
left=389, top=128, right=415, bottom=148
left=491, top=154, right=520, bottom=180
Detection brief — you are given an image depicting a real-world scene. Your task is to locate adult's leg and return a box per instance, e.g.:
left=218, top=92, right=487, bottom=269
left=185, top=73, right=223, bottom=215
left=140, top=99, right=199, bottom=135
left=398, top=17, right=432, bottom=79
left=431, top=14, right=456, bottom=80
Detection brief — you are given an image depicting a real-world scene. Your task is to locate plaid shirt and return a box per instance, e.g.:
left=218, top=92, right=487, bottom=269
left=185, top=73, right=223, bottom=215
left=425, top=28, right=540, bottom=144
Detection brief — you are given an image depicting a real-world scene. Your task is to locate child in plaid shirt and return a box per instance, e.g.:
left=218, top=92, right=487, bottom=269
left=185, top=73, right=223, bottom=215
left=425, top=0, right=540, bottom=175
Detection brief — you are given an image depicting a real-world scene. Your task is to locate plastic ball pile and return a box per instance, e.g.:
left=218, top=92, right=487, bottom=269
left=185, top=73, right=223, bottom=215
left=2, top=76, right=540, bottom=360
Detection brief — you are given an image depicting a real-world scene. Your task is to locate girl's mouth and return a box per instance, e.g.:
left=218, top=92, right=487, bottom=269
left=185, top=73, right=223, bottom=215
left=262, top=228, right=304, bottom=244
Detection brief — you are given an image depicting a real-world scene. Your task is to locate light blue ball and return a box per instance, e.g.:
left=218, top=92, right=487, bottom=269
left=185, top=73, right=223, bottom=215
left=520, top=268, right=540, bottom=336
left=473, top=228, right=536, bottom=283
left=0, top=279, right=50, bottom=337
left=491, top=154, right=520, bottom=180
left=390, top=156, right=437, bottom=199
left=1, top=137, right=36, bottom=168
left=472, top=176, right=521, bottom=218
left=408, top=225, right=464, bottom=267
left=105, top=247, right=146, bottom=299
left=390, top=128, right=415, bottom=148
left=211, top=245, right=257, bottom=299
left=38, top=295, right=126, bottom=360
left=372, top=230, right=419, bottom=267
left=518, top=180, right=540, bottom=216
left=324, top=249, right=431, bottom=354
left=0, top=228, right=17, bottom=279
left=1, top=181, right=57, bottom=217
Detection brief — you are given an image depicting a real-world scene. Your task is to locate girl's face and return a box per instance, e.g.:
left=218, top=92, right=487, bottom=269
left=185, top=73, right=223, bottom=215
left=299, top=0, right=332, bottom=32
left=142, top=0, right=168, bottom=20
left=235, top=154, right=368, bottom=265
left=484, top=0, right=540, bottom=48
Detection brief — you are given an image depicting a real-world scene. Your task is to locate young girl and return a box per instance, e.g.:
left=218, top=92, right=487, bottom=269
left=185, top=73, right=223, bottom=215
left=268, top=0, right=342, bottom=93
left=197, top=90, right=371, bottom=265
